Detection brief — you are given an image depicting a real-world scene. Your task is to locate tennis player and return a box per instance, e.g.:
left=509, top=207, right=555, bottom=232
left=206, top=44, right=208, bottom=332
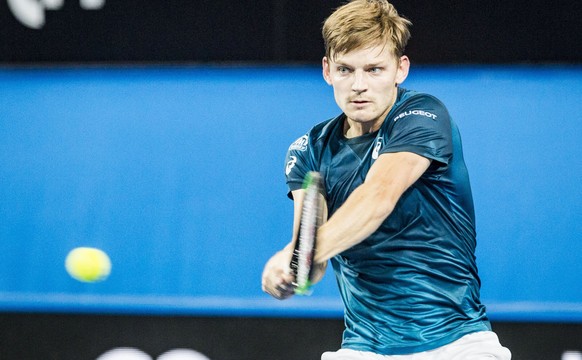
left=261, top=0, right=511, bottom=359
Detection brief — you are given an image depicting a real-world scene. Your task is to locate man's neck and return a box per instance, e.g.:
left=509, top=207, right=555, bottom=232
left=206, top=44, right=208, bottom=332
left=343, top=118, right=384, bottom=138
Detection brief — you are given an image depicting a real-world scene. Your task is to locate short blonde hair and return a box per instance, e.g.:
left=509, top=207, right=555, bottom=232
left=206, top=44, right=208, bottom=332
left=322, top=0, right=412, bottom=60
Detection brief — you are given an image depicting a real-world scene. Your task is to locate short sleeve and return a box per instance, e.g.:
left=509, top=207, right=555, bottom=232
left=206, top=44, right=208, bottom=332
left=380, top=95, right=453, bottom=168
left=284, top=133, right=313, bottom=198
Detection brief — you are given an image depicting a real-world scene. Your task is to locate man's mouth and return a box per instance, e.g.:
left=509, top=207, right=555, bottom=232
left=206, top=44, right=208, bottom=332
left=351, top=100, right=369, bottom=105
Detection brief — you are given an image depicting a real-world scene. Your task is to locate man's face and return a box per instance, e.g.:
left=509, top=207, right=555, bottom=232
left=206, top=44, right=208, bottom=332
left=323, top=44, right=409, bottom=135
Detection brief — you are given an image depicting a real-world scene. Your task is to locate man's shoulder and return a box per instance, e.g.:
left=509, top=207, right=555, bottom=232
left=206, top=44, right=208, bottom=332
left=288, top=115, right=341, bottom=152
left=397, top=88, right=448, bottom=110
left=313, top=114, right=342, bottom=135
left=304, top=114, right=343, bottom=143
left=390, top=88, right=451, bottom=123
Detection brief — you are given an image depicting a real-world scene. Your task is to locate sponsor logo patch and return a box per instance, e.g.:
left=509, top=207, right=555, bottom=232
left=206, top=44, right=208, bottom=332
left=289, top=135, right=308, bottom=151
left=372, top=137, right=383, bottom=160
left=393, top=109, right=437, bottom=122
left=286, top=156, right=297, bottom=175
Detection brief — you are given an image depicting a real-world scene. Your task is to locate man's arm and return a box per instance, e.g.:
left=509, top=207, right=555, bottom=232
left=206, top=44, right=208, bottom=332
left=314, top=151, right=430, bottom=263
left=262, top=189, right=328, bottom=299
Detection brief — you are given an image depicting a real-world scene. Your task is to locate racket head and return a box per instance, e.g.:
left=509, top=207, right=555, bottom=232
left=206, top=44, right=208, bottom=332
left=290, top=171, right=324, bottom=295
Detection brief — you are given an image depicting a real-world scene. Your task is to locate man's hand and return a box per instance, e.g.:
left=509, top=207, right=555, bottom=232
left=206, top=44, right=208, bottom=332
left=261, top=248, right=295, bottom=300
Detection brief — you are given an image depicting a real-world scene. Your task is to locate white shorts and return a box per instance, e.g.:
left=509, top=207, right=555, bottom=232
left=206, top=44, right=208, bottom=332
left=321, top=331, right=511, bottom=360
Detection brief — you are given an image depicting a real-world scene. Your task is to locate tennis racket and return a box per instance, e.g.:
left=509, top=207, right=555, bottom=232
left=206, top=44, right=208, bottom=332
left=290, top=171, right=324, bottom=295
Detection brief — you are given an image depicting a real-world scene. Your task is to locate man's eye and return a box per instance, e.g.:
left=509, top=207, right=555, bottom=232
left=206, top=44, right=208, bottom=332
left=338, top=67, right=350, bottom=73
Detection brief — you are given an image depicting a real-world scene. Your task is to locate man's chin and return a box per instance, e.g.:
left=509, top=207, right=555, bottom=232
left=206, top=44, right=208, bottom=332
left=345, top=114, right=377, bottom=124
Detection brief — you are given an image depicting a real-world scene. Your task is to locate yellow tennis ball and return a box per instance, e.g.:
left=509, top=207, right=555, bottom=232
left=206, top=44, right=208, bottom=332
left=65, top=247, right=111, bottom=283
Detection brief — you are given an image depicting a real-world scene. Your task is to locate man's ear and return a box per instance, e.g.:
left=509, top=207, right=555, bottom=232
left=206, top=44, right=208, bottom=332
left=395, top=55, right=410, bottom=86
left=322, top=56, right=333, bottom=85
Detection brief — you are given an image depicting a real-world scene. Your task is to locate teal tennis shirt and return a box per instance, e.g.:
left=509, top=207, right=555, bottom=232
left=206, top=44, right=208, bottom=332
left=285, top=88, right=491, bottom=355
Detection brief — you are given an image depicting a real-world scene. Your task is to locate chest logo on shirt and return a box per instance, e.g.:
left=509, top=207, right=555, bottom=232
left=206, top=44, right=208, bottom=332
left=372, top=137, right=383, bottom=160
left=286, top=156, right=297, bottom=175
left=289, top=135, right=308, bottom=151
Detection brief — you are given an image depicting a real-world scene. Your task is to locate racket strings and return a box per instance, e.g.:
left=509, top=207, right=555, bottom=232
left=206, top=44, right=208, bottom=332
left=296, top=187, right=318, bottom=288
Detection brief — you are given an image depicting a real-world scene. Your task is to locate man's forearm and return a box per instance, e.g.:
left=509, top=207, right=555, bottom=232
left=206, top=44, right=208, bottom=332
left=314, top=181, right=396, bottom=263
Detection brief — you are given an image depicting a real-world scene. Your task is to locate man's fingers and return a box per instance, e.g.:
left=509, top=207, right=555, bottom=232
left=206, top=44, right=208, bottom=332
left=262, top=277, right=295, bottom=299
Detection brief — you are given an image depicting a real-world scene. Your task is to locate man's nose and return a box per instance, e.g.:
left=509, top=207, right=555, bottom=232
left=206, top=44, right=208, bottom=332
left=352, top=70, right=367, bottom=93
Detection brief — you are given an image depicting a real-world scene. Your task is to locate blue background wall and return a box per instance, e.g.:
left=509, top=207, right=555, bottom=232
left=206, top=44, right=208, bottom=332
left=1, top=65, right=581, bottom=322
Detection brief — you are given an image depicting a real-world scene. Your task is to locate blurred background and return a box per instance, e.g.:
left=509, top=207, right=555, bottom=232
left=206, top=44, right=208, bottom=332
left=1, top=0, right=581, bottom=359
